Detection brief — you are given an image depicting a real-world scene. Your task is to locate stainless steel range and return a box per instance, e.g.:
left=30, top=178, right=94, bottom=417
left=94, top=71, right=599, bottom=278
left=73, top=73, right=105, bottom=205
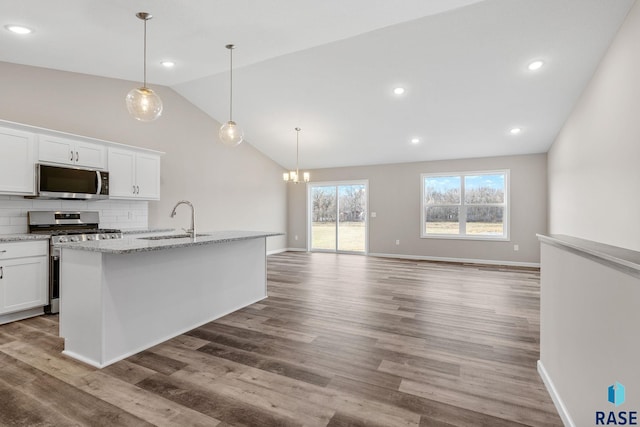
left=27, top=211, right=123, bottom=314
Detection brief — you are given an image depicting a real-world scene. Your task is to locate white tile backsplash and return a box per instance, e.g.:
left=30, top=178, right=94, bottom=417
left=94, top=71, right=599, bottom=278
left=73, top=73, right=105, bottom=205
left=0, top=195, right=148, bottom=234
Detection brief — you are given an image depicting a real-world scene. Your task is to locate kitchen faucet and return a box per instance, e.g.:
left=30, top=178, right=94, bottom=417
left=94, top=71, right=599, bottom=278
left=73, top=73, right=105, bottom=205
left=170, top=200, right=196, bottom=238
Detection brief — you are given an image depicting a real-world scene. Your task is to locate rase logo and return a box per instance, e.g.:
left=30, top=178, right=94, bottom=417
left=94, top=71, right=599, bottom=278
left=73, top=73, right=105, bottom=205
left=610, top=382, right=627, bottom=407
left=596, top=382, right=637, bottom=425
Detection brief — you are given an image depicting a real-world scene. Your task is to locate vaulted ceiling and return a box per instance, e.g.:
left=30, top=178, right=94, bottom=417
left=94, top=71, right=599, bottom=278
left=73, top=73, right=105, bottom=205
left=0, top=0, right=635, bottom=169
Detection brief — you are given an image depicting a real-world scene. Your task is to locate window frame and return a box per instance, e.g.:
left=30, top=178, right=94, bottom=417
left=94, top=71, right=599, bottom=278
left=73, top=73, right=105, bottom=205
left=420, top=169, right=510, bottom=241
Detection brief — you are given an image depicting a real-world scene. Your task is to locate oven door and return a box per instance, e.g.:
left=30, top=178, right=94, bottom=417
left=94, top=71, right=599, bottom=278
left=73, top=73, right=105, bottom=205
left=36, top=164, right=108, bottom=200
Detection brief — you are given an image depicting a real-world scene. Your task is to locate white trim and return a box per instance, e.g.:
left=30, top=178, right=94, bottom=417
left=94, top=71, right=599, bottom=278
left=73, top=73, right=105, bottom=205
left=368, top=252, right=539, bottom=268
left=65, top=296, right=269, bottom=369
left=0, top=306, right=44, bottom=325
left=537, top=360, right=574, bottom=427
left=270, top=250, right=539, bottom=268
left=266, top=248, right=289, bottom=255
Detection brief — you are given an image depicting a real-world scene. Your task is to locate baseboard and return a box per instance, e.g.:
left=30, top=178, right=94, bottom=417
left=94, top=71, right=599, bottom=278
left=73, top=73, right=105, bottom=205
left=266, top=248, right=289, bottom=255
left=284, top=247, right=308, bottom=252
left=538, top=360, right=574, bottom=427
left=0, top=306, right=45, bottom=325
left=368, top=252, right=540, bottom=268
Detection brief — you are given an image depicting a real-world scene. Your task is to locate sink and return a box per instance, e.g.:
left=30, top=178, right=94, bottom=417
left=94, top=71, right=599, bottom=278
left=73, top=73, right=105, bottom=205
left=139, top=234, right=209, bottom=240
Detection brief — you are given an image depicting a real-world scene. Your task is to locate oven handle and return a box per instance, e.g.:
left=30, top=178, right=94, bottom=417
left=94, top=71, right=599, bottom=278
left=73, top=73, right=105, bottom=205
left=96, top=170, right=102, bottom=195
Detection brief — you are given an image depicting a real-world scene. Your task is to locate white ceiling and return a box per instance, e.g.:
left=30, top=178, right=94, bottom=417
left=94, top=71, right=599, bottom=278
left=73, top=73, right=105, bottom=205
left=0, top=0, right=635, bottom=169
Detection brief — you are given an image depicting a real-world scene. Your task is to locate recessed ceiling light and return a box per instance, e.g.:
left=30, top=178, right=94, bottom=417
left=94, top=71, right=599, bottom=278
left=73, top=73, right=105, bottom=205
left=411, top=138, right=420, bottom=144
left=528, top=60, right=544, bottom=71
left=5, top=25, right=33, bottom=35
left=510, top=127, right=522, bottom=135
left=160, top=60, right=175, bottom=68
left=393, top=87, right=405, bottom=95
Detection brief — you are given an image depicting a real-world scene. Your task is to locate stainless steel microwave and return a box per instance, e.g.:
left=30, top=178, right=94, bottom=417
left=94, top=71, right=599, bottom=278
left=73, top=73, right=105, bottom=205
left=35, top=164, right=109, bottom=200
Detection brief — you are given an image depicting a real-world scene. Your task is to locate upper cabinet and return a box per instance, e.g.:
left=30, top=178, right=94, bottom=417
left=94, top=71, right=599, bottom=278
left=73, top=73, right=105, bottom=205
left=38, top=135, right=107, bottom=170
left=0, top=120, right=162, bottom=200
left=108, top=148, right=161, bottom=200
left=0, top=126, right=36, bottom=195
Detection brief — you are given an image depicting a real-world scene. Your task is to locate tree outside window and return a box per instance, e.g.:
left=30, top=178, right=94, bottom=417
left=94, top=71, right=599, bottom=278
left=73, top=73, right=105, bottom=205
left=421, top=171, right=508, bottom=240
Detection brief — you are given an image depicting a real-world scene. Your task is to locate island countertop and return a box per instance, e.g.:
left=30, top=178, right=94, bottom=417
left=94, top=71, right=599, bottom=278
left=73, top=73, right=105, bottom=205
left=0, top=234, right=51, bottom=242
left=55, top=230, right=283, bottom=254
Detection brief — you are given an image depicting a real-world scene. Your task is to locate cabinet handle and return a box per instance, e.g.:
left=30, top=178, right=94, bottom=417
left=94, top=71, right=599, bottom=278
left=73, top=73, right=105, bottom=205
left=0, top=250, right=6, bottom=254
left=0, top=266, right=3, bottom=279
left=132, top=185, right=136, bottom=194
left=70, top=150, right=74, bottom=161
left=136, top=185, right=140, bottom=194
left=76, top=151, right=79, bottom=162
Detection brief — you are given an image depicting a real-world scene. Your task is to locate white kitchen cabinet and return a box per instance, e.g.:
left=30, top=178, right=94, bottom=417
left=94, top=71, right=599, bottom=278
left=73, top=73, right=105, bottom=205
left=0, top=240, right=48, bottom=316
left=0, top=126, right=36, bottom=195
left=108, top=148, right=160, bottom=200
left=38, top=134, right=107, bottom=169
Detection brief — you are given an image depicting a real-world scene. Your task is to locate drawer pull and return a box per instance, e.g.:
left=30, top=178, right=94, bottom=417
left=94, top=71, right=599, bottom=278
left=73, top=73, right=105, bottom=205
left=0, top=250, right=6, bottom=254
left=0, top=266, right=3, bottom=279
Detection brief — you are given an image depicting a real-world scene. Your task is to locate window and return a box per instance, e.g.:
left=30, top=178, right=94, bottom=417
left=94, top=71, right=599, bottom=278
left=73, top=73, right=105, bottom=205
left=421, top=170, right=509, bottom=240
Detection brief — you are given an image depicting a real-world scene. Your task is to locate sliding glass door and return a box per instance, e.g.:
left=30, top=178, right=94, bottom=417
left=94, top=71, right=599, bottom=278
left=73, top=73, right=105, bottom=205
left=309, top=181, right=367, bottom=253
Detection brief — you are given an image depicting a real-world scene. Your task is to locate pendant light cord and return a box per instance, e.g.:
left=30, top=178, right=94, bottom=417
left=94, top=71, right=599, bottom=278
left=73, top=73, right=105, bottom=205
left=295, top=128, right=301, bottom=177
left=228, top=45, right=234, bottom=121
left=143, top=17, right=147, bottom=88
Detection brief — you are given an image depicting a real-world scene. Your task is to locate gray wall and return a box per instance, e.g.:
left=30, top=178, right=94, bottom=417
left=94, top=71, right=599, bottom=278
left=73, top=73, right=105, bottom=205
left=548, top=0, right=640, bottom=252
left=0, top=62, right=287, bottom=251
left=540, top=2, right=640, bottom=424
left=288, top=153, right=547, bottom=265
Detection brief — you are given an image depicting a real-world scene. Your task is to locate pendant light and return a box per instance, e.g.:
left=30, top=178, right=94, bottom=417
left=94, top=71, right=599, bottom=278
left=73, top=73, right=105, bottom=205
left=283, top=128, right=310, bottom=183
left=219, top=44, right=244, bottom=146
left=126, top=12, right=163, bottom=122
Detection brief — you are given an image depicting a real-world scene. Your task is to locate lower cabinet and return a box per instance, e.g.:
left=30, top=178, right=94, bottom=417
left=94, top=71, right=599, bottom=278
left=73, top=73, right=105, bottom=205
left=0, top=241, right=48, bottom=318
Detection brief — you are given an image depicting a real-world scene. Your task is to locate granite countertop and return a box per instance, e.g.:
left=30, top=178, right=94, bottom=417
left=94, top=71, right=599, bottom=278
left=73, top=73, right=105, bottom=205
left=537, top=233, right=640, bottom=275
left=121, top=228, right=175, bottom=235
left=55, top=230, right=283, bottom=254
left=0, top=234, right=51, bottom=242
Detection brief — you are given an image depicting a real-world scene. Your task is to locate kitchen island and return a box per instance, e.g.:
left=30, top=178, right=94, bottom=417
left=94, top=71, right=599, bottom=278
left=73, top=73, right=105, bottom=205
left=56, top=230, right=281, bottom=368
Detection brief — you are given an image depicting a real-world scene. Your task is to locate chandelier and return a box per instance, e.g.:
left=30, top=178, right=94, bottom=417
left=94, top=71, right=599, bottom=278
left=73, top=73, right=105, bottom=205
left=283, top=127, right=309, bottom=183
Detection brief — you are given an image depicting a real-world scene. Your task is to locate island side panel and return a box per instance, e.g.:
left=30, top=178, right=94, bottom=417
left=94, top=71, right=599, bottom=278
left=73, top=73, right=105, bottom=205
left=59, top=249, right=105, bottom=367
left=101, top=237, right=267, bottom=366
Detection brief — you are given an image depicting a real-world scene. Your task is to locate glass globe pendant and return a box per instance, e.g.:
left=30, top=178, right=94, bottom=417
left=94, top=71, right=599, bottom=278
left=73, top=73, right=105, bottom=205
left=219, top=44, right=244, bottom=146
left=219, top=120, right=243, bottom=146
left=126, top=87, right=162, bottom=122
left=126, top=12, right=163, bottom=122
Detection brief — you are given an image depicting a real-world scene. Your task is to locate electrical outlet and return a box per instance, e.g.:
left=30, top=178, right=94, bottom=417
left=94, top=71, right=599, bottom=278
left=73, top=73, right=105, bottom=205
left=395, top=239, right=400, bottom=245
left=371, top=212, right=377, bottom=218
left=294, top=235, right=298, bottom=241
left=514, top=244, right=519, bottom=251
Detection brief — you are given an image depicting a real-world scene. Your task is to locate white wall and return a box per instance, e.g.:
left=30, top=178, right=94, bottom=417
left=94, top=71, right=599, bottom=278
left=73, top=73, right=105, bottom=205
left=0, top=62, right=287, bottom=251
left=288, top=153, right=547, bottom=265
left=548, top=0, right=640, bottom=251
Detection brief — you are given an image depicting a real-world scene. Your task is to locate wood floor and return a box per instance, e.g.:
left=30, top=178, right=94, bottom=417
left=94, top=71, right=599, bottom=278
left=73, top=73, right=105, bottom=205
left=0, top=252, right=562, bottom=426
